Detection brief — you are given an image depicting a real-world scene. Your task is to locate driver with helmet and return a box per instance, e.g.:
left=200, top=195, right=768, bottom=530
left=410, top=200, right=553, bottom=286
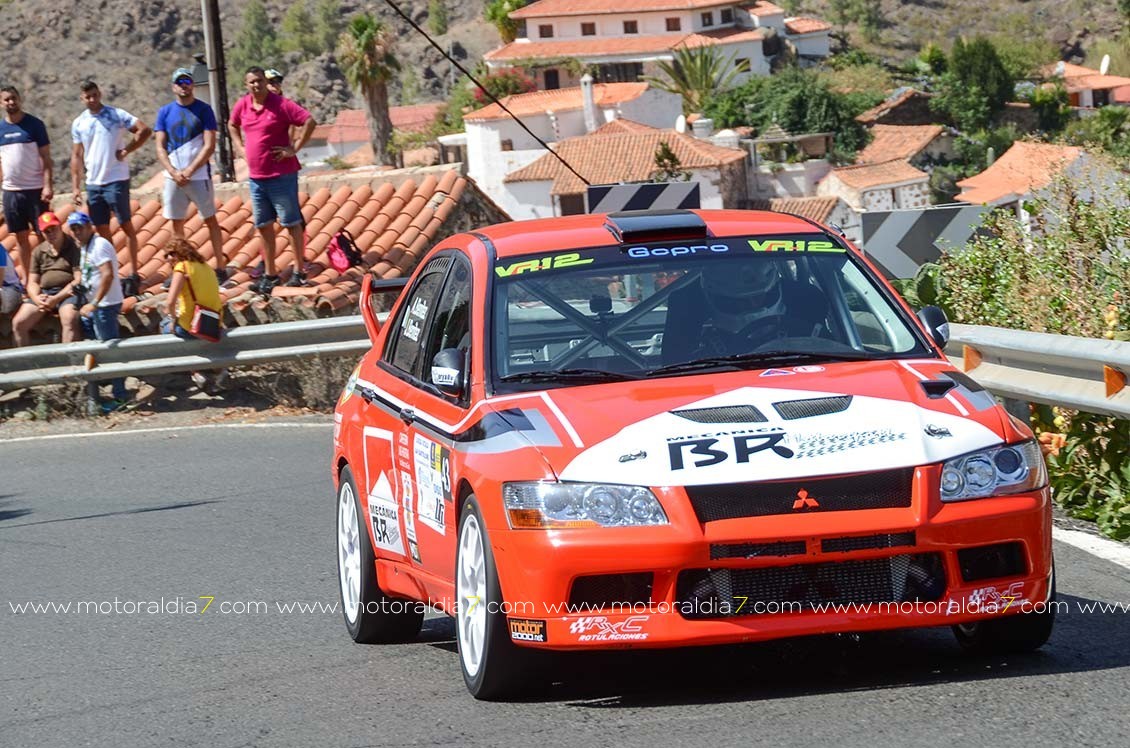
left=692, top=260, right=787, bottom=357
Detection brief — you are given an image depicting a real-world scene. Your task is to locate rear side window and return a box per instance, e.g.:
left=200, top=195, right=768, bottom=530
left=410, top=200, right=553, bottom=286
left=384, top=257, right=452, bottom=377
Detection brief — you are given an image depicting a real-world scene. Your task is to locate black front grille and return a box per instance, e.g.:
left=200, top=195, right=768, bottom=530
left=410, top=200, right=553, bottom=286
left=684, top=468, right=914, bottom=522
left=568, top=573, right=653, bottom=610
left=672, top=405, right=768, bottom=423
left=710, top=540, right=807, bottom=560
left=773, top=395, right=853, bottom=420
left=676, top=553, right=946, bottom=618
left=822, top=531, right=916, bottom=553
left=958, top=542, right=1028, bottom=582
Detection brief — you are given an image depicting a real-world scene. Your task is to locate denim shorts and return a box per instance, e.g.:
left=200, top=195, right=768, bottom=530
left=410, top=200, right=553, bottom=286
left=249, top=172, right=302, bottom=228
left=2, top=188, right=46, bottom=233
left=86, top=180, right=132, bottom=226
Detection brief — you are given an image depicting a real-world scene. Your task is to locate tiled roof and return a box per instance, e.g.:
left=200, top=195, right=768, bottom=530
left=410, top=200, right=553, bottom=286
left=590, top=119, right=661, bottom=135
left=505, top=123, right=746, bottom=194
left=784, top=17, right=832, bottom=35
left=855, top=88, right=931, bottom=124
left=1114, top=85, right=1130, bottom=104
left=1040, top=62, right=1130, bottom=93
left=955, top=141, right=1083, bottom=205
left=829, top=159, right=928, bottom=190
left=1, top=170, right=477, bottom=332
left=747, top=1, right=785, bottom=17
left=311, top=103, right=444, bottom=142
left=856, top=124, right=945, bottom=164
left=463, top=82, right=650, bottom=121
left=749, top=196, right=841, bottom=224
left=512, top=0, right=735, bottom=18
left=485, top=26, right=768, bottom=62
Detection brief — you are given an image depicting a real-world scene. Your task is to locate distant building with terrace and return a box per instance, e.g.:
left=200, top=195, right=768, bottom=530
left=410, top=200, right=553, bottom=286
left=484, top=0, right=831, bottom=91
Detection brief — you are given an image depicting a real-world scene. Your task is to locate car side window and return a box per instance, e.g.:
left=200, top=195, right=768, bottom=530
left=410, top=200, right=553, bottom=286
left=421, top=255, right=473, bottom=370
left=384, top=258, right=452, bottom=376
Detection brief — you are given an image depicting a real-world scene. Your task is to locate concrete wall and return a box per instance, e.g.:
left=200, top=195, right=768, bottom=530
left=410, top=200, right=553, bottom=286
left=500, top=179, right=557, bottom=220
left=789, top=32, right=831, bottom=59
left=618, top=88, right=685, bottom=129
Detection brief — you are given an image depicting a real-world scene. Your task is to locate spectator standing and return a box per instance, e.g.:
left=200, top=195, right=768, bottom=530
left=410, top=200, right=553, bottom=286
left=68, top=210, right=128, bottom=413
left=0, top=86, right=53, bottom=285
left=11, top=212, right=82, bottom=346
left=265, top=69, right=285, bottom=96
left=70, top=80, right=151, bottom=298
left=227, top=67, right=316, bottom=294
left=154, top=68, right=230, bottom=283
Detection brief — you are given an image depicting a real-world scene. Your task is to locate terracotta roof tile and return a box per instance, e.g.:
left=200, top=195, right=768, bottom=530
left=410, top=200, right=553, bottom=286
left=856, top=124, right=944, bottom=164
left=750, top=196, right=841, bottom=224
left=312, top=103, right=444, bottom=142
left=748, top=1, right=785, bottom=17
left=855, top=88, right=931, bottom=124
left=829, top=159, right=928, bottom=190
left=955, top=141, right=1083, bottom=205
left=590, top=119, right=661, bottom=135
left=485, top=26, right=767, bottom=62
left=2, top=169, right=487, bottom=334
left=512, top=0, right=738, bottom=18
left=784, top=17, right=832, bottom=35
left=505, top=123, right=746, bottom=194
left=464, top=82, right=650, bottom=121
left=1040, top=62, right=1130, bottom=93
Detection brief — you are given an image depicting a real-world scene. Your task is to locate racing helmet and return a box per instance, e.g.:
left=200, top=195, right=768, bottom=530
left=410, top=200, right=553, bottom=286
left=701, top=260, right=785, bottom=334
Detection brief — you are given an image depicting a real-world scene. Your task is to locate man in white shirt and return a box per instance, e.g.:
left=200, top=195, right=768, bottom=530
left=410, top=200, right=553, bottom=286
left=68, top=210, right=128, bottom=412
left=71, top=80, right=151, bottom=298
left=0, top=86, right=53, bottom=285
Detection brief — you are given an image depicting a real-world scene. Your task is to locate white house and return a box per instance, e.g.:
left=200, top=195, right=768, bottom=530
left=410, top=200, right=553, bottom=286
left=817, top=159, right=932, bottom=212
left=484, top=0, right=831, bottom=90
left=461, top=79, right=684, bottom=218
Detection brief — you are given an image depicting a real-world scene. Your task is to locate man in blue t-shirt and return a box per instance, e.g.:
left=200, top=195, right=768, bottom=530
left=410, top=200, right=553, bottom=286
left=154, top=67, right=230, bottom=285
left=0, top=86, right=53, bottom=285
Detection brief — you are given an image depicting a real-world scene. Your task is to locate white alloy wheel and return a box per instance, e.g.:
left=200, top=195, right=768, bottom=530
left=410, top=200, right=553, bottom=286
left=338, top=479, right=362, bottom=625
left=457, top=511, right=488, bottom=677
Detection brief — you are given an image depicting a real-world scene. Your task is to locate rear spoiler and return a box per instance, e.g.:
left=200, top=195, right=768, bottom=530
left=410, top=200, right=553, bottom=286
left=360, top=274, right=410, bottom=343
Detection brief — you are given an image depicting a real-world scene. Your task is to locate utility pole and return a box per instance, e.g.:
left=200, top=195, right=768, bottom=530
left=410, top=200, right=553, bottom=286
left=202, top=0, right=235, bottom=182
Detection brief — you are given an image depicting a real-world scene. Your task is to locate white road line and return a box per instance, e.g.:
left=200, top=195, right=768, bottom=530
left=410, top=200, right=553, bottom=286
left=1054, top=527, right=1130, bottom=571
left=0, top=421, right=332, bottom=444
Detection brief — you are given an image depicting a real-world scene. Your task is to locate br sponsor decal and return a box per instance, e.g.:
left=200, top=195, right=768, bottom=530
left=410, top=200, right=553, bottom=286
left=667, top=427, right=794, bottom=470
left=508, top=617, right=548, bottom=643
left=569, top=615, right=649, bottom=642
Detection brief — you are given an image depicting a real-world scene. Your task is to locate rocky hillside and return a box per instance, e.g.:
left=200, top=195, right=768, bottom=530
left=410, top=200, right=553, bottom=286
left=0, top=0, right=1124, bottom=188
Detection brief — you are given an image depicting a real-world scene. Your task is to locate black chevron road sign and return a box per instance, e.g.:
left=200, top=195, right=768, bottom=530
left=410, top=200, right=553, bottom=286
left=861, top=204, right=990, bottom=278
left=586, top=182, right=701, bottom=213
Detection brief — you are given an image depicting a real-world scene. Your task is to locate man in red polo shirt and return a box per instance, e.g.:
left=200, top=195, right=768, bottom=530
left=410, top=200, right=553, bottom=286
left=227, top=66, right=317, bottom=294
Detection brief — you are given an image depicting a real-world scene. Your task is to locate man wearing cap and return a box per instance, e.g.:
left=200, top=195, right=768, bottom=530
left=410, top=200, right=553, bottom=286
left=155, top=68, right=230, bottom=284
left=68, top=210, right=128, bottom=411
left=228, top=66, right=317, bottom=294
left=70, top=80, right=151, bottom=298
left=265, top=69, right=285, bottom=96
left=10, top=212, right=82, bottom=346
left=0, top=86, right=53, bottom=286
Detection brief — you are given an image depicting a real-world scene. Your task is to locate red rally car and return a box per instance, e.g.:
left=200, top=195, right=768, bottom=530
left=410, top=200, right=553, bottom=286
left=332, top=209, right=1054, bottom=700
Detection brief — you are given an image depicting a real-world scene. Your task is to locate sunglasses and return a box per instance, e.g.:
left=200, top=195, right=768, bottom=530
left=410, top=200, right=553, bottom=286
left=174, top=78, right=194, bottom=86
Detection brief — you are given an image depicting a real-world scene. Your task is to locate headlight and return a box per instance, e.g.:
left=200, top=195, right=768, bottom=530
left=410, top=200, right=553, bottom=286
left=939, top=440, right=1047, bottom=502
left=502, top=482, right=668, bottom=528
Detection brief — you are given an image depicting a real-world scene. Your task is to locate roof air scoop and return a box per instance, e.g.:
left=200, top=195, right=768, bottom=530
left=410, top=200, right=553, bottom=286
left=604, top=209, right=708, bottom=243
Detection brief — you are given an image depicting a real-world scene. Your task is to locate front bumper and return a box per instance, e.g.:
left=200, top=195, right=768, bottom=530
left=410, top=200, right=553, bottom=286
left=490, top=474, right=1053, bottom=651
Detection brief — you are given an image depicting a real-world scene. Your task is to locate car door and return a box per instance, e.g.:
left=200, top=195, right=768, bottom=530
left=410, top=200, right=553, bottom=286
left=360, top=257, right=451, bottom=567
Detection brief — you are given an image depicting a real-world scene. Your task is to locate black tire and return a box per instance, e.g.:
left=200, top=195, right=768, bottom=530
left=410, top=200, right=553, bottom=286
left=952, top=567, right=1056, bottom=655
left=456, top=495, right=541, bottom=701
left=336, top=465, right=423, bottom=644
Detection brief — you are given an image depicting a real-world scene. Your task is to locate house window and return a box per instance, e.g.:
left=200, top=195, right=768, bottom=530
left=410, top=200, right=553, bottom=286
left=538, top=24, right=554, bottom=38
left=623, top=20, right=638, bottom=34
left=500, top=139, right=514, bottom=152
left=544, top=69, right=560, bottom=89
left=720, top=8, right=734, bottom=24
left=581, top=22, right=596, bottom=36
left=666, top=17, right=681, bottom=31
left=734, top=58, right=751, bottom=72
left=559, top=194, right=586, bottom=215
left=701, top=12, right=713, bottom=27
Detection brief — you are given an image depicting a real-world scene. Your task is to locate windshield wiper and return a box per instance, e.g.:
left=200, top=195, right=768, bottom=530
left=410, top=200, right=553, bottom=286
left=648, top=350, right=877, bottom=377
left=499, top=368, right=641, bottom=384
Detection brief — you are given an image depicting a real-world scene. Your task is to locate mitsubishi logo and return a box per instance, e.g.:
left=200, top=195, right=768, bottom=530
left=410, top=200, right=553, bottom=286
left=792, top=489, right=819, bottom=510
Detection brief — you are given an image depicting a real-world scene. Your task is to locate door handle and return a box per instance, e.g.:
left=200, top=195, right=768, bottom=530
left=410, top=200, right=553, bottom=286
left=399, top=408, right=416, bottom=425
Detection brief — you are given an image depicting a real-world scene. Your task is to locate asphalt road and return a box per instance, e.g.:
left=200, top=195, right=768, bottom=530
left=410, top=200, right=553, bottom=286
left=3, top=418, right=1130, bottom=747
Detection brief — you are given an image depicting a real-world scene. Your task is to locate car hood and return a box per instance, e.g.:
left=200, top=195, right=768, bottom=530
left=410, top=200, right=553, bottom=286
left=535, top=359, right=1007, bottom=486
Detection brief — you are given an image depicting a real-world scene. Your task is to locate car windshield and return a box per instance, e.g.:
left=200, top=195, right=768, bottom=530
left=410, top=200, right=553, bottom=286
left=490, top=234, right=932, bottom=390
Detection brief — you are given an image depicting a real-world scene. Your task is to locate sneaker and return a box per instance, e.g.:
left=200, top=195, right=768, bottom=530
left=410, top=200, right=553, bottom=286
left=100, top=397, right=130, bottom=415
left=256, top=274, right=280, bottom=296
left=121, top=273, right=141, bottom=297
left=284, top=271, right=308, bottom=288
left=190, top=372, right=209, bottom=390
left=248, top=260, right=265, bottom=280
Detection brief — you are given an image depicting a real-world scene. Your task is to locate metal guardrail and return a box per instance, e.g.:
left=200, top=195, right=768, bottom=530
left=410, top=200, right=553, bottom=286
left=1, top=318, right=1128, bottom=420
left=946, top=324, right=1130, bottom=419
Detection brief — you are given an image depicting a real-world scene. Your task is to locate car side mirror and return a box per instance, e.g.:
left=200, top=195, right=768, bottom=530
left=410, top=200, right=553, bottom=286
left=917, top=305, right=950, bottom=348
left=431, top=348, right=467, bottom=399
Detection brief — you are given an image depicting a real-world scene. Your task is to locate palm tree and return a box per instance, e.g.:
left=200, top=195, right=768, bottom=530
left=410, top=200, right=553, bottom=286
left=646, top=46, right=742, bottom=116
left=338, top=13, right=400, bottom=166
